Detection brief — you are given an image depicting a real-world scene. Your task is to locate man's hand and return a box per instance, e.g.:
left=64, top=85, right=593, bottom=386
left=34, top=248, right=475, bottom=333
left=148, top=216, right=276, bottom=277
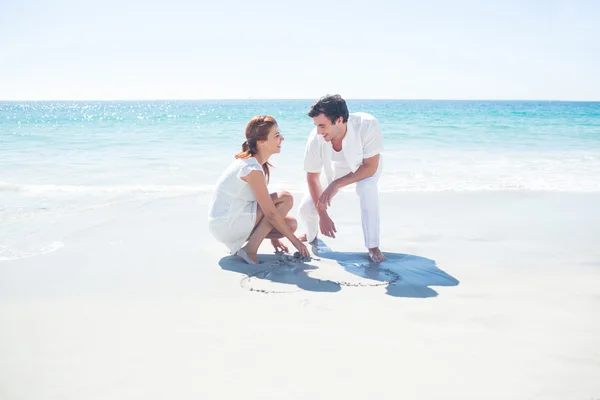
left=317, top=182, right=339, bottom=211
left=319, top=211, right=337, bottom=238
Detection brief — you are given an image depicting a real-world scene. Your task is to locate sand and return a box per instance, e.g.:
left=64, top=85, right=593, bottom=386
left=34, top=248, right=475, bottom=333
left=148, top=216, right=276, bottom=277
left=1, top=191, right=599, bottom=399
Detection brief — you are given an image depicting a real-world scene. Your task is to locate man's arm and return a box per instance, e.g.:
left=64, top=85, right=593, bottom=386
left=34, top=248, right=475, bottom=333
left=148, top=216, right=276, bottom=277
left=307, top=172, right=324, bottom=208
left=317, top=154, right=380, bottom=210
left=333, top=154, right=380, bottom=189
left=308, top=171, right=337, bottom=238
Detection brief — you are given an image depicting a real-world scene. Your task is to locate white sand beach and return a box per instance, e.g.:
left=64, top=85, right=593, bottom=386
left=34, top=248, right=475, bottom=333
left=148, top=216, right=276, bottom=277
left=1, top=190, right=600, bottom=399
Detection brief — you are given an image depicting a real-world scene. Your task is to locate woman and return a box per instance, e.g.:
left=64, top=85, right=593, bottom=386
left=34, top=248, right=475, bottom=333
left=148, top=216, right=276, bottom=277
left=208, top=116, right=310, bottom=264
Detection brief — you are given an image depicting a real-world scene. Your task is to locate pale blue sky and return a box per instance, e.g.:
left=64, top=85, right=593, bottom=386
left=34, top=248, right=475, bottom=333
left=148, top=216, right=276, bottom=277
left=1, top=0, right=598, bottom=100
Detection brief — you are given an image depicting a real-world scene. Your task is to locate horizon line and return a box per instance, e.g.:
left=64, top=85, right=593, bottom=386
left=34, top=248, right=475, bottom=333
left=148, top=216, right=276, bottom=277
left=1, top=98, right=599, bottom=102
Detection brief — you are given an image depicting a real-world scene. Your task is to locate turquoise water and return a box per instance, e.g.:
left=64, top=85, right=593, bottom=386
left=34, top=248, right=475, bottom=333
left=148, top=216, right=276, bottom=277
left=2, top=100, right=598, bottom=150
left=1, top=100, right=600, bottom=260
left=2, top=99, right=599, bottom=188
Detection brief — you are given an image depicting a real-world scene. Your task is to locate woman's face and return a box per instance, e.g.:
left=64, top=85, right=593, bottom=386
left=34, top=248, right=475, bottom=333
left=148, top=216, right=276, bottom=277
left=262, top=124, right=284, bottom=154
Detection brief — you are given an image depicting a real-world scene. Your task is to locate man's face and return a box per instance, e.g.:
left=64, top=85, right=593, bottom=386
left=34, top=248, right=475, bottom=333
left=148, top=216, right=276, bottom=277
left=312, top=114, right=342, bottom=142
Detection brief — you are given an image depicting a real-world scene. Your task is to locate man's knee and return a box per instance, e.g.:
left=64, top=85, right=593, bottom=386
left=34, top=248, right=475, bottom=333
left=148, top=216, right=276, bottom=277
left=298, top=196, right=317, bottom=217
left=356, top=178, right=378, bottom=195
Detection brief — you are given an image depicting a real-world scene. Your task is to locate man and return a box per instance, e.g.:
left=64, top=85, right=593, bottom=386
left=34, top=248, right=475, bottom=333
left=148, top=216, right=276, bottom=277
left=298, top=94, right=387, bottom=263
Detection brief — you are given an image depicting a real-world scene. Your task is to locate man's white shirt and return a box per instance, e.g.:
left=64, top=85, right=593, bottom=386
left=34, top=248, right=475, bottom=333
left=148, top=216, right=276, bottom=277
left=303, top=112, right=384, bottom=184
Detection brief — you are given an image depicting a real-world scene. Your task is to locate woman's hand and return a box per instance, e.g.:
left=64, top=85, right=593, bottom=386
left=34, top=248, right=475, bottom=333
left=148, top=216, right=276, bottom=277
left=293, top=241, right=311, bottom=259
left=271, top=238, right=289, bottom=253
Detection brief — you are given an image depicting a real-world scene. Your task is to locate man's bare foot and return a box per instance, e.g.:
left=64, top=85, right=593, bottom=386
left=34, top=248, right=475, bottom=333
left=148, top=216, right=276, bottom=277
left=237, top=247, right=259, bottom=264
left=368, top=247, right=387, bottom=263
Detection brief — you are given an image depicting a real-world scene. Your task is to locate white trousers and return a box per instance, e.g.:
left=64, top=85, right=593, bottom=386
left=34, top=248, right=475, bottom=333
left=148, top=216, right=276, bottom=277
left=298, top=163, right=382, bottom=249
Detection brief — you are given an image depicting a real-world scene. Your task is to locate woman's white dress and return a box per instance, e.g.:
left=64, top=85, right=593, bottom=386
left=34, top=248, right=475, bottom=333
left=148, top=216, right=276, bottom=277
left=208, top=157, right=265, bottom=254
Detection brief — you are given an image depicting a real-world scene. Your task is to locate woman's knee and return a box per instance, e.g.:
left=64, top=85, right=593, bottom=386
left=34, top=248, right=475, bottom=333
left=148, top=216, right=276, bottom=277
left=276, top=190, right=294, bottom=206
left=286, top=216, right=298, bottom=232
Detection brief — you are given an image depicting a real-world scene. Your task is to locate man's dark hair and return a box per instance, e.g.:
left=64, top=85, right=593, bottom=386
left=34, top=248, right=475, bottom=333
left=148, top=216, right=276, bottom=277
left=307, top=94, right=349, bottom=124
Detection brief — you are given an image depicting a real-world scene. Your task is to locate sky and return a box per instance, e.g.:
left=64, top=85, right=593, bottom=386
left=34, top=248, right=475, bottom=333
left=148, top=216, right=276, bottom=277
left=0, top=0, right=599, bottom=100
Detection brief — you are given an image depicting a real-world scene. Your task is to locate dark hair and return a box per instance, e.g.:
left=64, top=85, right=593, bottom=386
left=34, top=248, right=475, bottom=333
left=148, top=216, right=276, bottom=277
left=235, top=115, right=276, bottom=182
left=307, top=94, right=349, bottom=124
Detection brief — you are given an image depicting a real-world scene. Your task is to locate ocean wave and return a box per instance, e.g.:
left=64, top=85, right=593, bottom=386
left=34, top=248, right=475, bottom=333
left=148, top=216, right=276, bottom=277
left=0, top=181, right=214, bottom=195
left=0, top=181, right=24, bottom=192
left=270, top=173, right=600, bottom=193
left=0, top=241, right=64, bottom=262
left=2, top=177, right=600, bottom=196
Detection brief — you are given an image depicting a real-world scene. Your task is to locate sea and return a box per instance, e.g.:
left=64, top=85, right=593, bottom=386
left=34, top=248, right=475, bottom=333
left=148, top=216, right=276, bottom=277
left=1, top=99, right=599, bottom=260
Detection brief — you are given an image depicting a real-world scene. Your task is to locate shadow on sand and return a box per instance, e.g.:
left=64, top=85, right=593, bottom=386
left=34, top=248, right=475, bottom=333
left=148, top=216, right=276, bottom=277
left=312, top=239, right=460, bottom=298
left=219, top=253, right=342, bottom=294
left=219, top=240, right=459, bottom=298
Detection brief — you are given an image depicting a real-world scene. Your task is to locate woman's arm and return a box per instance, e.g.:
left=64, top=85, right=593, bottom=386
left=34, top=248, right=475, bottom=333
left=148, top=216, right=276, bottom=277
left=243, top=170, right=302, bottom=248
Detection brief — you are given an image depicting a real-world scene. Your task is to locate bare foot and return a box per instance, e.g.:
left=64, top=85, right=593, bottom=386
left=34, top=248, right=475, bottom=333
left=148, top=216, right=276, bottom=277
left=297, top=233, right=320, bottom=245
left=237, top=248, right=259, bottom=264
left=368, top=247, right=387, bottom=263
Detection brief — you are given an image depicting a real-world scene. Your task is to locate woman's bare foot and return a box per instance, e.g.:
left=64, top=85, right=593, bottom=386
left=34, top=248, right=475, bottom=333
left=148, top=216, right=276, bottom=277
left=368, top=247, right=387, bottom=263
left=298, top=233, right=308, bottom=242
left=237, top=247, right=259, bottom=264
left=270, top=238, right=289, bottom=253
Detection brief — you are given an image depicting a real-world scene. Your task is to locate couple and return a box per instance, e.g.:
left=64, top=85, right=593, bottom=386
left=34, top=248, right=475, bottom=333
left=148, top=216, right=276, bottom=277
left=208, top=94, right=387, bottom=265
